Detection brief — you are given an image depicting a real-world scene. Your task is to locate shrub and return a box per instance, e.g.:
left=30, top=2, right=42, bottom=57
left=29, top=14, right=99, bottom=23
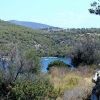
left=47, top=60, right=69, bottom=71
left=10, top=77, right=58, bottom=100
left=71, top=35, right=99, bottom=66
left=49, top=72, right=81, bottom=99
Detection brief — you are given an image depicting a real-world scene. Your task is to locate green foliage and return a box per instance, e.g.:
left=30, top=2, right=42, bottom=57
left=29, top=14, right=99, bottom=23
left=47, top=60, right=69, bottom=70
left=24, top=48, right=40, bottom=73
left=89, top=0, right=100, bottom=15
left=0, top=20, right=100, bottom=58
left=71, top=35, right=100, bottom=66
left=11, top=77, right=57, bottom=100
left=0, top=72, right=59, bottom=100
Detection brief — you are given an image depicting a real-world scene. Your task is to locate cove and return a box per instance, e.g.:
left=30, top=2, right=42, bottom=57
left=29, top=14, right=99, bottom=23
left=40, top=57, right=74, bottom=72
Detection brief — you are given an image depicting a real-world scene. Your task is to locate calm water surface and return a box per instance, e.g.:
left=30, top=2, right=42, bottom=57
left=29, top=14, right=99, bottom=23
left=40, top=57, right=74, bottom=72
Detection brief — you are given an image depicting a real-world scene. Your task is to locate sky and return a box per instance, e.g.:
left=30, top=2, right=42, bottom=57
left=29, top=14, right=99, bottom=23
left=0, top=0, right=100, bottom=28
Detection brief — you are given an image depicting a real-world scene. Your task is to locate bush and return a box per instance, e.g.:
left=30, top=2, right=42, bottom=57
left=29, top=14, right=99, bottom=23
left=10, top=77, right=58, bottom=100
left=47, top=60, right=69, bottom=71
left=71, top=35, right=99, bottom=66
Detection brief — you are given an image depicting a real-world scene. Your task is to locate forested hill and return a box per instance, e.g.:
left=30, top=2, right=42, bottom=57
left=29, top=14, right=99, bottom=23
left=0, top=20, right=68, bottom=57
left=0, top=20, right=100, bottom=57
left=0, top=20, right=55, bottom=56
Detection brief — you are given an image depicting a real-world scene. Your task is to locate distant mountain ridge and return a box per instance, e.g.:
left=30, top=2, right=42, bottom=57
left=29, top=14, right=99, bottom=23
left=9, top=20, right=53, bottom=29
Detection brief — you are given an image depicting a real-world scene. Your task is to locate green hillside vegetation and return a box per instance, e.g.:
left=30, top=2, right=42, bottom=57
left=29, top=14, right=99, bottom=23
left=0, top=20, right=100, bottom=58
left=0, top=20, right=74, bottom=57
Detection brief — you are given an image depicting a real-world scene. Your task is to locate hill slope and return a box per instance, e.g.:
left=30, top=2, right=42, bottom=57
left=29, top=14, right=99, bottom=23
left=9, top=20, right=53, bottom=29
left=0, top=20, right=71, bottom=56
left=0, top=20, right=100, bottom=57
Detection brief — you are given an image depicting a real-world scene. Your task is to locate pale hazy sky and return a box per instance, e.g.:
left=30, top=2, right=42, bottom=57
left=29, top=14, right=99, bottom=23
left=0, top=0, right=100, bottom=28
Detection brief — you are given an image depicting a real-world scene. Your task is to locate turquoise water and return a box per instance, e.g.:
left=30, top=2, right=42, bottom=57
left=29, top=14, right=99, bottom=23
left=40, top=57, right=74, bottom=72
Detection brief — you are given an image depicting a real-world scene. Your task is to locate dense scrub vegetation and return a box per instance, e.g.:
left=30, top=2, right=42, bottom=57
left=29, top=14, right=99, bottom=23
left=71, top=35, right=100, bottom=66
left=0, top=20, right=100, bottom=58
left=0, top=73, right=59, bottom=100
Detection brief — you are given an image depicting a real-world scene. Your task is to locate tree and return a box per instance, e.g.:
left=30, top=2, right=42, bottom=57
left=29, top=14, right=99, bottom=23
left=0, top=43, right=40, bottom=99
left=71, top=35, right=98, bottom=66
left=24, top=48, right=40, bottom=73
left=89, top=0, right=100, bottom=15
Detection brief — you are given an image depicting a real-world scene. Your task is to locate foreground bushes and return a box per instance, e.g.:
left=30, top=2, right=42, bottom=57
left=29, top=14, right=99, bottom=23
left=0, top=66, right=95, bottom=100
left=0, top=75, right=58, bottom=100
left=12, top=78, right=57, bottom=100
left=50, top=71, right=81, bottom=96
left=0, top=63, right=95, bottom=100
left=49, top=66, right=94, bottom=100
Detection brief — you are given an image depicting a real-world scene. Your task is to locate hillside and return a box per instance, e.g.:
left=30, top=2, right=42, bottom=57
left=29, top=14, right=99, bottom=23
left=0, top=20, right=100, bottom=58
left=9, top=20, right=53, bottom=29
left=0, top=20, right=68, bottom=56
left=0, top=20, right=75, bottom=57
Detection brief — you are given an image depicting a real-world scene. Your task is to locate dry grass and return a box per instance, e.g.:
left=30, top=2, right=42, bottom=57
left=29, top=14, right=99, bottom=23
left=63, top=77, right=93, bottom=100
left=48, top=66, right=95, bottom=100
